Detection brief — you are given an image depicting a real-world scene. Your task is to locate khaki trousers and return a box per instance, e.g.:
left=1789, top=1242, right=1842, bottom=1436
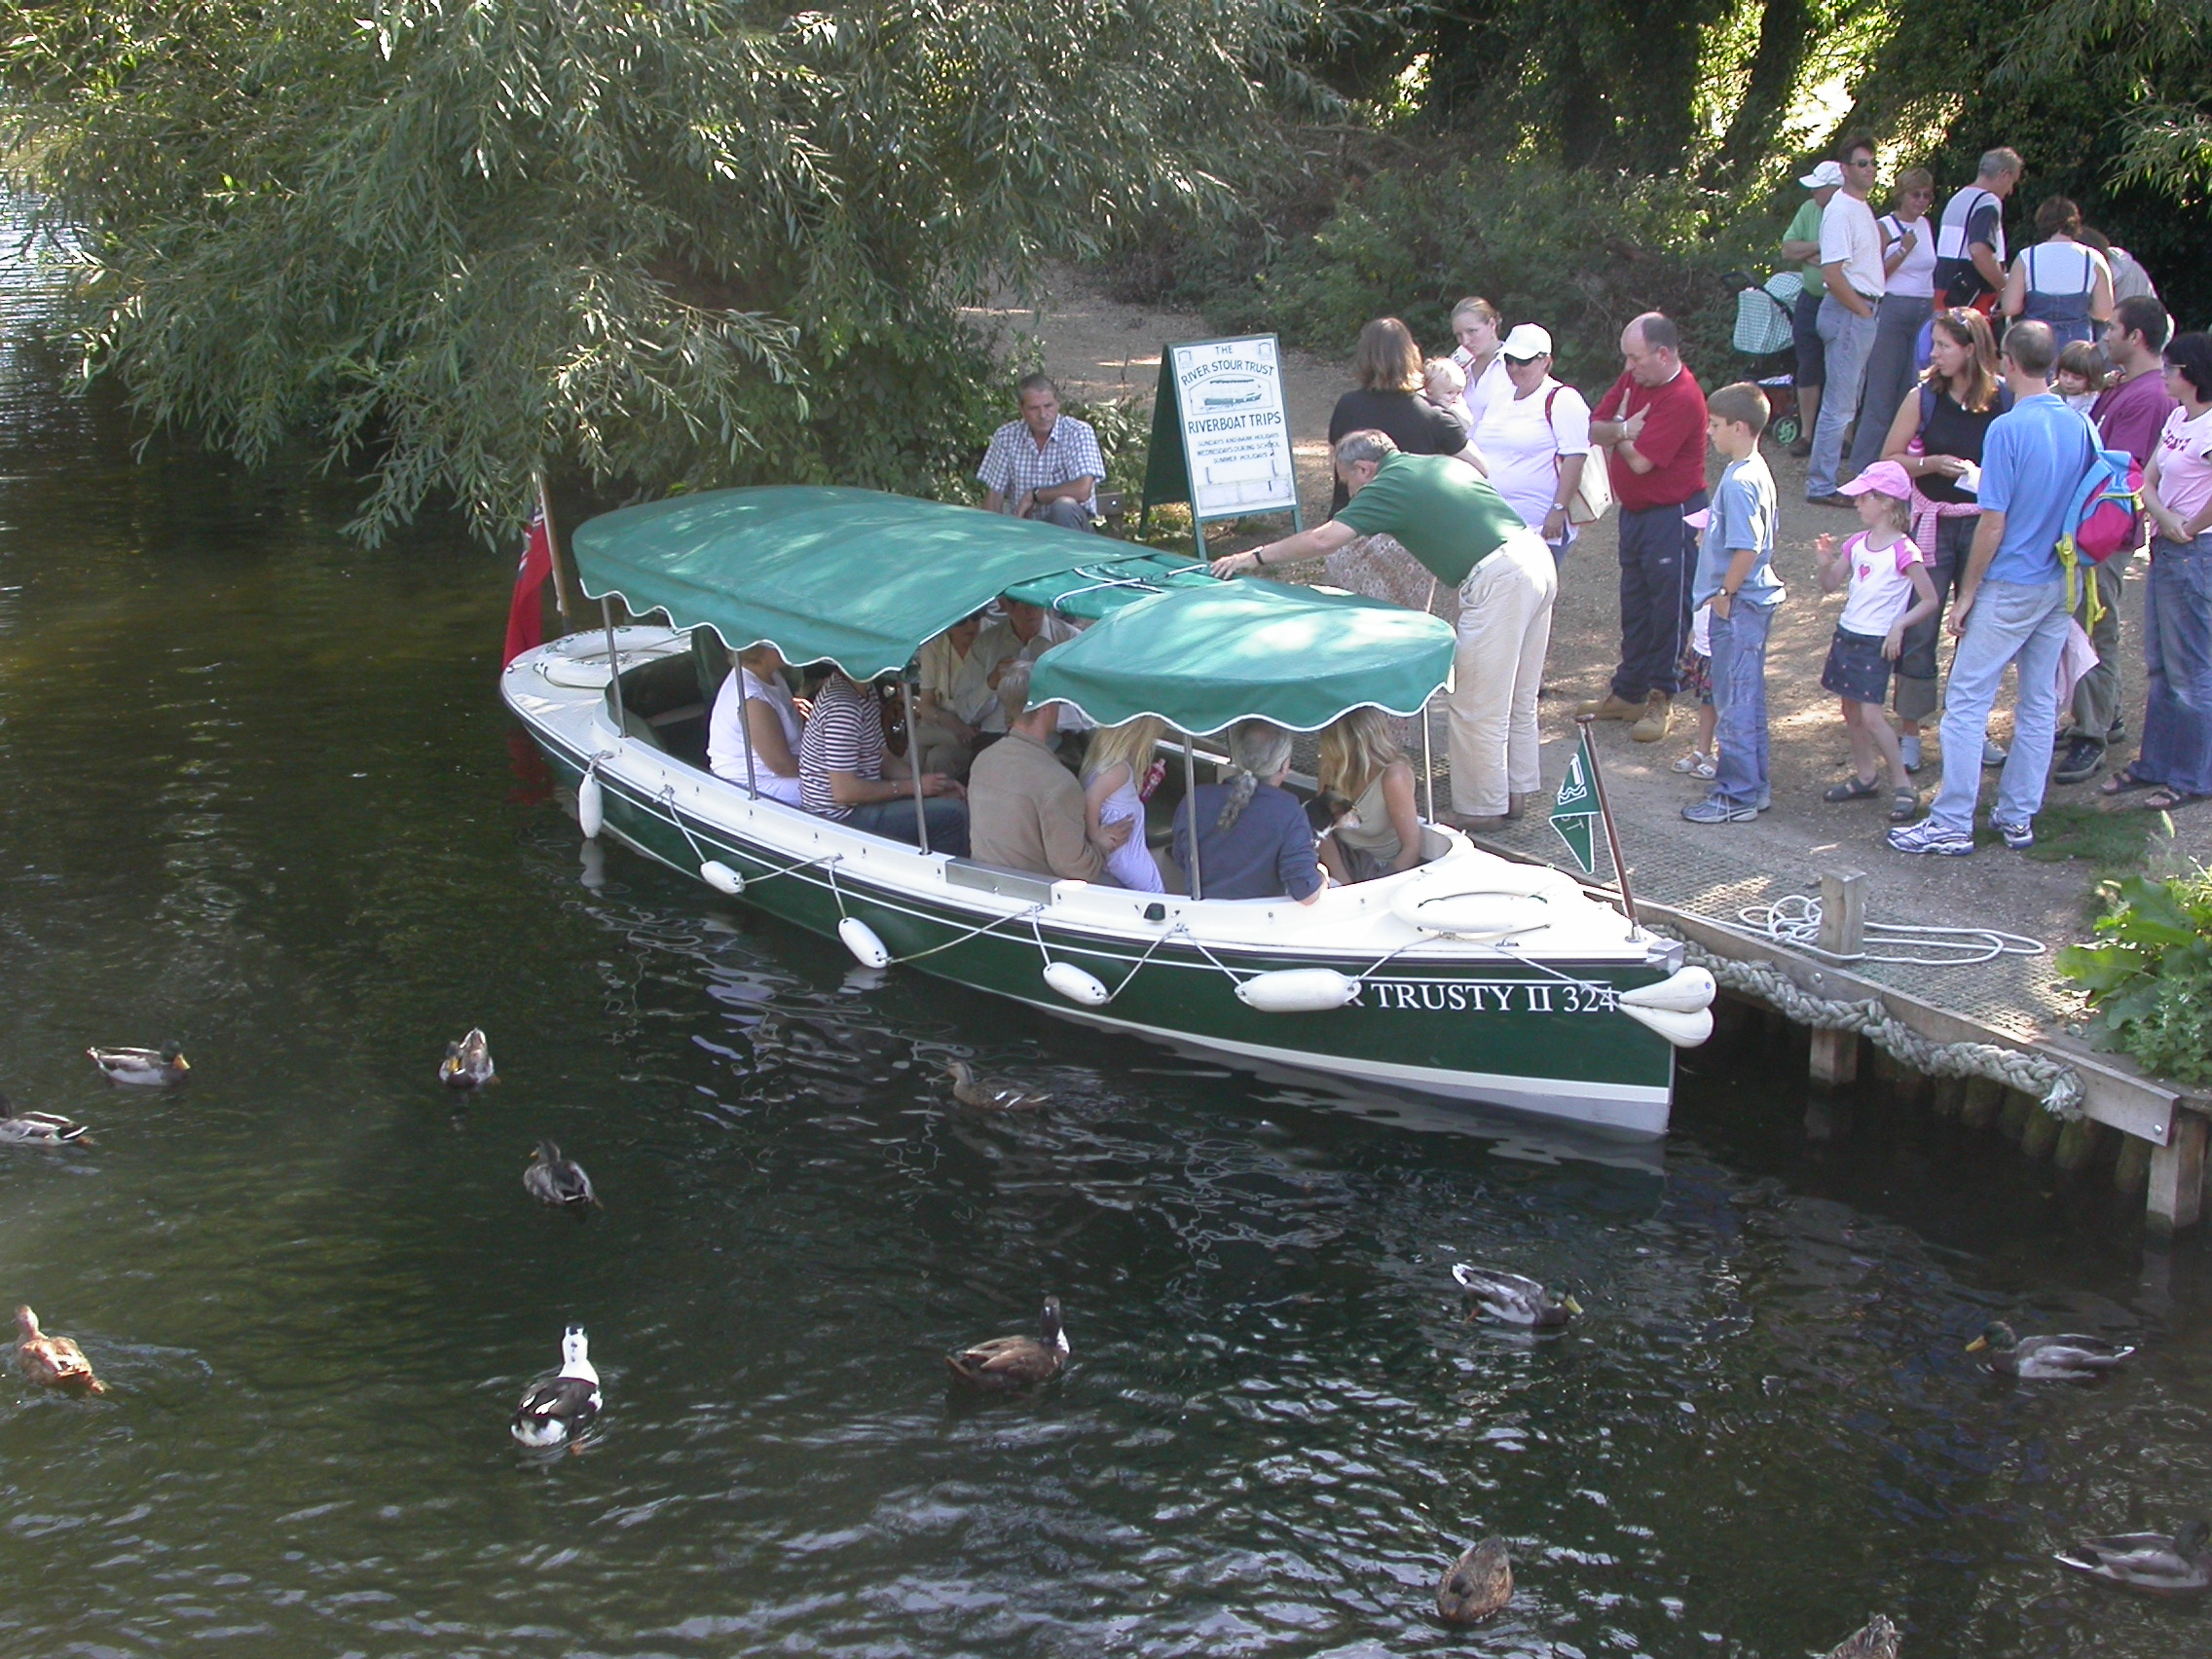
left=1448, top=528, right=1558, bottom=816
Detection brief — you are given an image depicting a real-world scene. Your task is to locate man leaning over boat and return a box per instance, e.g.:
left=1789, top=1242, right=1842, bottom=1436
left=1210, top=430, right=1557, bottom=832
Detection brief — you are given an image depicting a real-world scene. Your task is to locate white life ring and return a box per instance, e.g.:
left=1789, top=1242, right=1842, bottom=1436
left=1391, top=880, right=1554, bottom=940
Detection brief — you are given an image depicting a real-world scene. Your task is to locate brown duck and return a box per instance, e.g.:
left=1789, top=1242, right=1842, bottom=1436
left=944, top=1296, right=1068, bottom=1390
left=15, top=1305, right=106, bottom=1394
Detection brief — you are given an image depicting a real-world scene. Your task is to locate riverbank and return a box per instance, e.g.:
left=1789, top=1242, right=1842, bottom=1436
left=964, top=270, right=2212, bottom=1046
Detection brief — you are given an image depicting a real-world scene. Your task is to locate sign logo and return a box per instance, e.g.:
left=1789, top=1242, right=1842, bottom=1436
left=1549, top=729, right=1602, bottom=874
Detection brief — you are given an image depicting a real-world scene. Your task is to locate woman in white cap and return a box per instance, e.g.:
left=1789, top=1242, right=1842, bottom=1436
left=1471, top=324, right=1593, bottom=560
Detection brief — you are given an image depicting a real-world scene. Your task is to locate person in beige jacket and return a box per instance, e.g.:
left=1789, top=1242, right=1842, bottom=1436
left=968, top=661, right=1131, bottom=880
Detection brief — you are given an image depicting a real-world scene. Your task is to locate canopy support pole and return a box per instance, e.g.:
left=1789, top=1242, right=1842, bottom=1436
left=1182, top=735, right=1203, bottom=901
left=1419, top=692, right=1436, bottom=824
left=601, top=597, right=627, bottom=732
left=902, top=679, right=930, bottom=855
left=742, top=680, right=759, bottom=801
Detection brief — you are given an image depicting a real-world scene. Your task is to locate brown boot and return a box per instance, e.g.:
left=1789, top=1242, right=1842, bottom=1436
left=1574, top=691, right=1641, bottom=720
left=1630, top=690, right=1672, bottom=743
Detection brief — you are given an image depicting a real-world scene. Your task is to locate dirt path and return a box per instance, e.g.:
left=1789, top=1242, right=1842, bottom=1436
left=962, top=270, right=2208, bottom=1026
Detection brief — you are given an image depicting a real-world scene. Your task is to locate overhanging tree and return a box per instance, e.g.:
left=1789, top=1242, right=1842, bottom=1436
left=2, top=0, right=1309, bottom=542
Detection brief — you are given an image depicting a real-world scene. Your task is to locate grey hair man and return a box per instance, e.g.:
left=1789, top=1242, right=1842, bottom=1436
left=977, top=373, right=1105, bottom=531
left=1933, top=147, right=2024, bottom=311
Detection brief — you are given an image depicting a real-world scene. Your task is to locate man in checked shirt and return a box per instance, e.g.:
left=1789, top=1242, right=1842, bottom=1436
left=977, top=374, right=1104, bottom=532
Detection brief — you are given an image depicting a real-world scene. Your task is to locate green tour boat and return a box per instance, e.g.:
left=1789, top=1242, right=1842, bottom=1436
left=500, top=487, right=1714, bottom=1135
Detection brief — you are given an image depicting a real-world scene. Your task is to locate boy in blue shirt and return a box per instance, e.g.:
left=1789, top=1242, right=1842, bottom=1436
left=1683, top=383, right=1788, bottom=823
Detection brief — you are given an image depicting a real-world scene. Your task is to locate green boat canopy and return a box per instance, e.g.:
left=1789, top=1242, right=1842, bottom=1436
left=571, top=486, right=1137, bottom=681
left=1029, top=578, right=1455, bottom=735
left=1000, top=550, right=1214, bottom=620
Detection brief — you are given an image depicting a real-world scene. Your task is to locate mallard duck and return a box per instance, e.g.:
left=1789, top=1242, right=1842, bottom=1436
left=2055, top=1520, right=2212, bottom=1595
left=15, top=1305, right=106, bottom=1394
left=1436, top=1536, right=1512, bottom=1623
left=510, top=1325, right=602, bottom=1449
left=1821, top=1614, right=1900, bottom=1659
left=1966, top=1320, right=2135, bottom=1380
left=523, top=1139, right=601, bottom=1213
left=86, top=1043, right=190, bottom=1087
left=439, top=1028, right=496, bottom=1089
left=945, top=1295, right=1068, bottom=1390
left=1452, top=1264, right=1581, bottom=1328
left=0, top=1100, right=91, bottom=1147
left=943, top=1059, right=1049, bottom=1111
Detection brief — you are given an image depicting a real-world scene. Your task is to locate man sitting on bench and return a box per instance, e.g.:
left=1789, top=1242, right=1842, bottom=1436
left=797, top=668, right=969, bottom=854
left=968, top=662, right=1130, bottom=881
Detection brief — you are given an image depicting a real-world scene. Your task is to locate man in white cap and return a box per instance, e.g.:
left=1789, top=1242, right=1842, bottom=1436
left=1781, top=160, right=1843, bottom=459
left=1468, top=322, right=1594, bottom=559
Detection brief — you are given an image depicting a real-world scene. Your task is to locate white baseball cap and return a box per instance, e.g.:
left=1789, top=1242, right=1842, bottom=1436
left=1499, top=323, right=1553, bottom=360
left=1799, top=160, right=1846, bottom=189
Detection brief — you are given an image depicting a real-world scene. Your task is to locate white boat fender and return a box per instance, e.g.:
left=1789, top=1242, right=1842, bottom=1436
left=1619, top=1004, right=1714, bottom=1048
left=576, top=771, right=606, bottom=839
left=837, top=917, right=892, bottom=970
left=1618, top=965, right=1715, bottom=1014
left=1043, top=961, right=1112, bottom=1007
left=1235, top=968, right=1360, bottom=1014
left=700, top=861, right=745, bottom=896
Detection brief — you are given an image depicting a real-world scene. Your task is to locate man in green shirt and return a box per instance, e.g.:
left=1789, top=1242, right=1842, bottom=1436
left=1209, top=430, right=1558, bottom=830
left=1782, top=161, right=1842, bottom=458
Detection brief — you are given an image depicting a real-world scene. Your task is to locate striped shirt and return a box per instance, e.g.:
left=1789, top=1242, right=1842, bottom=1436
left=798, top=675, right=883, bottom=820
left=976, top=415, right=1105, bottom=515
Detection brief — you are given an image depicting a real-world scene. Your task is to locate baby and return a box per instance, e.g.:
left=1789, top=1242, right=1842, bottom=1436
left=1422, top=356, right=1472, bottom=428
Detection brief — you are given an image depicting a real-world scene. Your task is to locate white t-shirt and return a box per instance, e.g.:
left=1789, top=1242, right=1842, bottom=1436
left=1836, top=530, right=1928, bottom=636
left=2019, top=240, right=2110, bottom=304
left=1451, top=349, right=1513, bottom=433
left=708, top=667, right=806, bottom=804
left=1820, top=193, right=1886, bottom=299
left=1879, top=212, right=1936, bottom=299
left=2154, top=404, right=2212, bottom=525
left=1473, top=378, right=1592, bottom=536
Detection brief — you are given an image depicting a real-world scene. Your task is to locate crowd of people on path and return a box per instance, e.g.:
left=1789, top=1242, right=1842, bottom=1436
left=703, top=135, right=2209, bottom=897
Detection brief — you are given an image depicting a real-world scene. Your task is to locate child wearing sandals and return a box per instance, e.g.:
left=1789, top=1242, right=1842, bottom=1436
left=1814, top=459, right=1940, bottom=823
left=1671, top=602, right=1719, bottom=780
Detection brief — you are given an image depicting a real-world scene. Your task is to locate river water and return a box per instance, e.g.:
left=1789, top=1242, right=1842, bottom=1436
left=0, top=236, right=2207, bottom=1659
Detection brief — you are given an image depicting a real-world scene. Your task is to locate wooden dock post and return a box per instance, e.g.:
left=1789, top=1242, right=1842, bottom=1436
left=1808, top=871, right=1866, bottom=1087
left=2147, top=1112, right=2207, bottom=1235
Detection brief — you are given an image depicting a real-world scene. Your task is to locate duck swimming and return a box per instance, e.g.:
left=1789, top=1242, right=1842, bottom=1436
left=1436, top=1535, right=1512, bottom=1623
left=945, top=1295, right=1068, bottom=1390
left=942, top=1059, right=1049, bottom=1111
left=1452, top=1264, right=1581, bottom=1328
left=1965, top=1320, right=2135, bottom=1380
left=523, top=1140, right=601, bottom=1214
left=439, top=1028, right=495, bottom=1089
left=86, top=1043, right=190, bottom=1087
left=0, top=1099, right=91, bottom=1147
left=1820, top=1614, right=1900, bottom=1659
left=2054, top=1520, right=2212, bottom=1596
left=15, top=1305, right=106, bottom=1393
left=510, top=1325, right=602, bottom=1449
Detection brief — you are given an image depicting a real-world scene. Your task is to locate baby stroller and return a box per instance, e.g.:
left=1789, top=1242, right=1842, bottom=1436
left=1725, top=269, right=1802, bottom=448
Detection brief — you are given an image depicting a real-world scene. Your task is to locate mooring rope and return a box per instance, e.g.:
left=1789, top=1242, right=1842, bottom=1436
left=1721, top=893, right=2046, bottom=968
left=1659, top=933, right=2085, bottom=1121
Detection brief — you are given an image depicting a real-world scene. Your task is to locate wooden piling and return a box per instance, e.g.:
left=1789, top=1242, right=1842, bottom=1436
left=1807, top=871, right=1866, bottom=1088
left=1999, top=1088, right=2036, bottom=1143
left=2052, top=1118, right=2107, bottom=1172
left=2020, top=1104, right=2060, bottom=1161
left=1961, top=1077, right=2004, bottom=1129
left=1930, top=1075, right=1964, bottom=1121
left=2148, top=1113, right=2208, bottom=1235
left=2115, top=1134, right=2153, bottom=1196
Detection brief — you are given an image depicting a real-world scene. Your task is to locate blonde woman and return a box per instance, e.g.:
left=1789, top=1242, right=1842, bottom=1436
left=1080, top=716, right=1167, bottom=893
left=1316, top=707, right=1425, bottom=883
left=707, top=643, right=806, bottom=804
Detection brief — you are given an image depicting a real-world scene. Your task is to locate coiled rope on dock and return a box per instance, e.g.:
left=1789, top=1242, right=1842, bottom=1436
left=1723, top=893, right=2046, bottom=967
left=1660, top=935, right=2086, bottom=1121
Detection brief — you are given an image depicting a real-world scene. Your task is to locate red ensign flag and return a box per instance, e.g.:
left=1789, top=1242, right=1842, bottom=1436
left=501, top=504, right=554, bottom=667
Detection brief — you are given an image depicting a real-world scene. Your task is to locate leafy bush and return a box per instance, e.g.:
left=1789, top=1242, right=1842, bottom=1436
left=1155, top=158, right=1755, bottom=388
left=2057, top=867, right=2212, bottom=1088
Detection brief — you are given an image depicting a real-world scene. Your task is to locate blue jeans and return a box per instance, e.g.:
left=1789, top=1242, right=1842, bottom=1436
left=1809, top=297, right=1878, bottom=498
left=2136, top=534, right=2212, bottom=795
left=1708, top=599, right=1775, bottom=808
left=841, top=795, right=971, bottom=856
left=1846, top=292, right=1930, bottom=475
left=1928, top=579, right=2070, bottom=831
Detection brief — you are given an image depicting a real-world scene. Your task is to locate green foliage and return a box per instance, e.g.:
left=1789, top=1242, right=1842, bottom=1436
left=2057, top=866, right=2212, bottom=1088
left=1061, top=395, right=1154, bottom=500
left=1972, top=803, right=2160, bottom=873
left=0, top=0, right=1310, bottom=544
left=1191, top=160, right=1747, bottom=386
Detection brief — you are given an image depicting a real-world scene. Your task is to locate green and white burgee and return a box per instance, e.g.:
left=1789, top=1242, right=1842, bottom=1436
left=1550, top=727, right=1602, bottom=874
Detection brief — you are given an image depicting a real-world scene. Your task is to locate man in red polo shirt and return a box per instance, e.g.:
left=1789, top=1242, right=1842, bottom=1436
left=1578, top=313, right=1710, bottom=744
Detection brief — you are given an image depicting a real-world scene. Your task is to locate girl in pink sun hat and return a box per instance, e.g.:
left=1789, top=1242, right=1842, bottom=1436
left=1815, top=459, right=1942, bottom=821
